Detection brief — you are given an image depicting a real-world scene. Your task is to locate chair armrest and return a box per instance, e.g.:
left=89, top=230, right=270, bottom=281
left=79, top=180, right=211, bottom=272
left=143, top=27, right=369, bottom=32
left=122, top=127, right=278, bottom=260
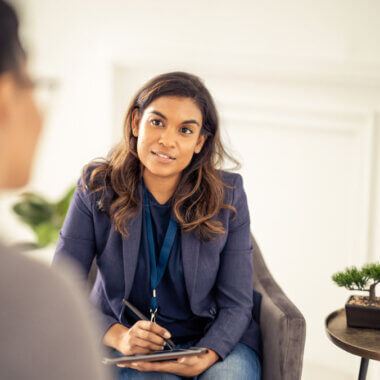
left=251, top=234, right=306, bottom=380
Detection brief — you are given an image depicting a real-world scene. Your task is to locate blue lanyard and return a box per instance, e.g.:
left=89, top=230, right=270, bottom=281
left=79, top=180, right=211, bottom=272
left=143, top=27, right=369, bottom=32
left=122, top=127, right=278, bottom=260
left=142, top=181, right=178, bottom=322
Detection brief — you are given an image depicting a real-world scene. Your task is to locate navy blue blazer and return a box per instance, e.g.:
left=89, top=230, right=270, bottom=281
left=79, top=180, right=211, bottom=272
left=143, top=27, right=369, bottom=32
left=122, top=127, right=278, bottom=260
left=54, top=169, right=262, bottom=361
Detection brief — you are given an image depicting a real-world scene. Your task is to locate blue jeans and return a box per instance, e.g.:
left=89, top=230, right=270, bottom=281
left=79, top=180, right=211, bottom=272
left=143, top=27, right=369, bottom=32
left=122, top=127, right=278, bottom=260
left=110, top=340, right=261, bottom=380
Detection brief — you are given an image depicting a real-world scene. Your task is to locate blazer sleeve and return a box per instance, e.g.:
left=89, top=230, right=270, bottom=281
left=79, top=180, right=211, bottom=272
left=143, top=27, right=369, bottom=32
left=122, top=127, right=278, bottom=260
left=53, top=177, right=119, bottom=337
left=53, top=177, right=96, bottom=276
left=195, top=174, right=254, bottom=360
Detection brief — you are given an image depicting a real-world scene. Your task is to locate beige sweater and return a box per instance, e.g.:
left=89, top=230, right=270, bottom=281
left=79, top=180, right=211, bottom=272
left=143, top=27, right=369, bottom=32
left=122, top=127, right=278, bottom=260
left=0, top=242, right=111, bottom=380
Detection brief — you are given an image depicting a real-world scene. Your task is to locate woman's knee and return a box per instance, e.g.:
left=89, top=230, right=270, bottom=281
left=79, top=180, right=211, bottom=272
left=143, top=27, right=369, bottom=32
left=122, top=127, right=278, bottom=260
left=198, top=343, right=261, bottom=380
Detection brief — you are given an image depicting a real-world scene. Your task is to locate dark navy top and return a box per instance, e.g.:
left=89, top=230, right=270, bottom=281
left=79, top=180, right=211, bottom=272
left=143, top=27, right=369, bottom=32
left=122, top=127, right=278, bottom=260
left=126, top=184, right=208, bottom=344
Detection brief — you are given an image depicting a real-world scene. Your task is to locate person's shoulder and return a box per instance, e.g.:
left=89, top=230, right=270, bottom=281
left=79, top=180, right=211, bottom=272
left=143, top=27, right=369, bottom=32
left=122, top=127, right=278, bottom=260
left=0, top=242, right=110, bottom=380
left=0, top=242, right=55, bottom=283
left=0, top=240, right=91, bottom=326
left=217, top=170, right=247, bottom=207
left=218, top=170, right=245, bottom=198
left=77, top=161, right=115, bottom=212
left=80, top=161, right=110, bottom=188
left=0, top=242, right=80, bottom=299
left=0, top=242, right=84, bottom=327
left=219, top=170, right=243, bottom=185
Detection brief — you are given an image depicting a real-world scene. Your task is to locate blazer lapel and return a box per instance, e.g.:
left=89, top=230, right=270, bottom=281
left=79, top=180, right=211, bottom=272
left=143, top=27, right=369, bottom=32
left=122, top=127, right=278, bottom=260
left=122, top=183, right=143, bottom=299
left=181, top=228, right=201, bottom=307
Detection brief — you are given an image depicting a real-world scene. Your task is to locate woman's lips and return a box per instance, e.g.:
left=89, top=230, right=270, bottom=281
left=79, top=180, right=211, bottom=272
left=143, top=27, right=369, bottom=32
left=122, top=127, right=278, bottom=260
left=151, top=151, right=176, bottom=163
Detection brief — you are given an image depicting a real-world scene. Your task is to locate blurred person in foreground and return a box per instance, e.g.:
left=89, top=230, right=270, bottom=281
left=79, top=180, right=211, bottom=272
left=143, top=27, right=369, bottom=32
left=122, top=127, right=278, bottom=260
left=0, top=1, right=110, bottom=378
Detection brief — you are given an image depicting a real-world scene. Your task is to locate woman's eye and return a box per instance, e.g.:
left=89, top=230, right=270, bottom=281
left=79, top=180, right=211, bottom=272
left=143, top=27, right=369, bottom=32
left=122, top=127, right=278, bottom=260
left=151, top=119, right=163, bottom=127
left=180, top=127, right=193, bottom=134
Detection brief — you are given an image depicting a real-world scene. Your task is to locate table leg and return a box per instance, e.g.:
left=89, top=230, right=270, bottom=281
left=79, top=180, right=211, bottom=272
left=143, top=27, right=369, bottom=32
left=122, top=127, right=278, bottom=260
left=358, top=358, right=369, bottom=380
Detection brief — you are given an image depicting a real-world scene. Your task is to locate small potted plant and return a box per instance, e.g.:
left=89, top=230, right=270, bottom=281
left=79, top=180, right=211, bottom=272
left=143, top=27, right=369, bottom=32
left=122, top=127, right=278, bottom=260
left=332, top=263, right=380, bottom=329
left=12, top=185, right=76, bottom=249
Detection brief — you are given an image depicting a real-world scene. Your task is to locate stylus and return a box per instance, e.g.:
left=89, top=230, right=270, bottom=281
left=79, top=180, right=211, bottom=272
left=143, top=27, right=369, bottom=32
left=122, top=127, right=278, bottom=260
left=122, top=298, right=175, bottom=350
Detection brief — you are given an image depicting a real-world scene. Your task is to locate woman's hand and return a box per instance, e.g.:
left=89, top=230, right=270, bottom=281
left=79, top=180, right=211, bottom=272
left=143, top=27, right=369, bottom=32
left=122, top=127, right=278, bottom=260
left=117, top=348, right=220, bottom=377
left=103, top=321, right=171, bottom=356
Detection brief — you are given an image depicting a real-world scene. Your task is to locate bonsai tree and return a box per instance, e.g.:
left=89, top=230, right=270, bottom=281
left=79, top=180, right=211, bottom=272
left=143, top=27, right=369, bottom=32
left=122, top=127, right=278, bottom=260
left=332, top=263, right=380, bottom=304
left=12, top=185, right=76, bottom=248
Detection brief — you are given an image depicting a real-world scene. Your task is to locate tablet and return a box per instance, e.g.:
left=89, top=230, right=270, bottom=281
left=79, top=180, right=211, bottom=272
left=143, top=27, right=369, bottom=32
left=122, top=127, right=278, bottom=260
left=102, top=347, right=208, bottom=365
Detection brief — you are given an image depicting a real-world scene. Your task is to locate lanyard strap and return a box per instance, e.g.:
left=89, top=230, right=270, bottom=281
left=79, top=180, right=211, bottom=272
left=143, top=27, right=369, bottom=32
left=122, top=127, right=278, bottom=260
left=142, top=181, right=178, bottom=319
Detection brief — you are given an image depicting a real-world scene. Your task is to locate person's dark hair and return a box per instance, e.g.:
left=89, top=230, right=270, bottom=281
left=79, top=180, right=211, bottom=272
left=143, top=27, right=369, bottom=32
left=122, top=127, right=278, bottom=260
left=83, top=71, right=240, bottom=241
left=0, top=0, right=26, bottom=79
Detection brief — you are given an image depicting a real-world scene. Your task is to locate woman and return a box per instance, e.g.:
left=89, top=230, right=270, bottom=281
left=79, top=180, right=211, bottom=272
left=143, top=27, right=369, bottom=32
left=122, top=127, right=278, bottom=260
left=54, top=71, right=262, bottom=379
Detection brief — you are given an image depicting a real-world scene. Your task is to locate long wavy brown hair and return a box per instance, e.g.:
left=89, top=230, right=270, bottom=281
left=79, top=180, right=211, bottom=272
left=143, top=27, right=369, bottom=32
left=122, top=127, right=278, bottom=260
left=82, top=71, right=240, bottom=241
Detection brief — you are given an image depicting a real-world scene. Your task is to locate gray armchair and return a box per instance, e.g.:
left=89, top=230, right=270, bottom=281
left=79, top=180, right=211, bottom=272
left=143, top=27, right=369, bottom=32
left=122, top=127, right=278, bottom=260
left=251, top=233, right=306, bottom=380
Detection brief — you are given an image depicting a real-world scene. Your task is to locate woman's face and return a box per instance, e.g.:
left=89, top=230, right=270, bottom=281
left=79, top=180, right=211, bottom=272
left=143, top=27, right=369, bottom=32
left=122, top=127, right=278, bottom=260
left=132, top=96, right=206, bottom=182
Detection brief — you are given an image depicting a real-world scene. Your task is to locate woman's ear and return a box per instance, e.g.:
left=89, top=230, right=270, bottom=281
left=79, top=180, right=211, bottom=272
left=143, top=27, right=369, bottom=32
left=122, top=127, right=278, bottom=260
left=131, top=108, right=140, bottom=137
left=194, top=134, right=207, bottom=154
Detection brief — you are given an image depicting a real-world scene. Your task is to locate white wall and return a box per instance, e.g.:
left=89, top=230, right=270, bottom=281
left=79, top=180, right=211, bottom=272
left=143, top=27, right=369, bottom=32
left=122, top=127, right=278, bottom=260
left=1, top=1, right=380, bottom=379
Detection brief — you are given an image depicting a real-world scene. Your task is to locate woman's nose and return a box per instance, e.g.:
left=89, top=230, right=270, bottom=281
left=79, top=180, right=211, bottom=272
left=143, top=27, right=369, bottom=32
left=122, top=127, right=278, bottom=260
left=158, top=127, right=176, bottom=147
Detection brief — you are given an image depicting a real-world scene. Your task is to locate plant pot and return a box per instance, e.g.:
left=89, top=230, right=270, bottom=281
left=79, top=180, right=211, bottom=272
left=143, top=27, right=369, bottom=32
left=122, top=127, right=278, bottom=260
left=345, top=295, right=380, bottom=329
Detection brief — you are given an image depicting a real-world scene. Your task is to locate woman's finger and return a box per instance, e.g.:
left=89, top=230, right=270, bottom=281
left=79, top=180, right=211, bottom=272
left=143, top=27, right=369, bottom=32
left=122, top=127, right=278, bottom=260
left=117, top=362, right=135, bottom=368
left=133, top=326, right=165, bottom=347
left=123, top=360, right=171, bottom=373
left=130, top=336, right=164, bottom=352
left=177, top=355, right=200, bottom=366
left=136, top=320, right=171, bottom=340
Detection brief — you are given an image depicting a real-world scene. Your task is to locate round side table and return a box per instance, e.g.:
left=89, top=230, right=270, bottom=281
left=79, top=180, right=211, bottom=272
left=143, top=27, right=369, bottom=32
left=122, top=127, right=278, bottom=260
left=325, top=308, right=380, bottom=380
